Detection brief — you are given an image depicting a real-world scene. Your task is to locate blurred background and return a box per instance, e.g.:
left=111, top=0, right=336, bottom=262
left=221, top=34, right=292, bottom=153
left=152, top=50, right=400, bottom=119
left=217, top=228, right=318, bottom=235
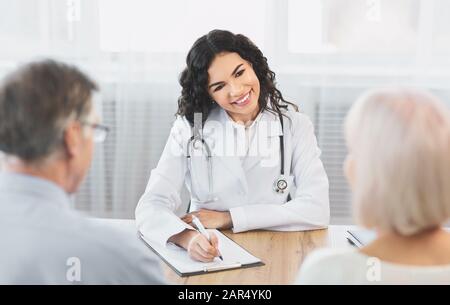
left=0, top=0, right=449, bottom=223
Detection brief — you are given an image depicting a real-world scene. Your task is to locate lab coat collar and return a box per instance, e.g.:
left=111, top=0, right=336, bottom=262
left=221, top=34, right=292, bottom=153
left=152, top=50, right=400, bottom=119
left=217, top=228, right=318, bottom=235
left=223, top=108, right=263, bottom=130
left=216, top=107, right=283, bottom=137
left=0, top=172, right=71, bottom=210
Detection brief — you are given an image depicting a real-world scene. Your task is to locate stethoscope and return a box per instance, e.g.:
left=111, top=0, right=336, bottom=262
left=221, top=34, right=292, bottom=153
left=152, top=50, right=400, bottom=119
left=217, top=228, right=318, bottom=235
left=186, top=112, right=289, bottom=199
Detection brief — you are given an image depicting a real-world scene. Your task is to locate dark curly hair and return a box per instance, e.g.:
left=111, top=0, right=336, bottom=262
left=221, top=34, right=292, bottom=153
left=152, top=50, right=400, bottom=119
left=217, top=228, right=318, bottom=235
left=177, top=29, right=298, bottom=126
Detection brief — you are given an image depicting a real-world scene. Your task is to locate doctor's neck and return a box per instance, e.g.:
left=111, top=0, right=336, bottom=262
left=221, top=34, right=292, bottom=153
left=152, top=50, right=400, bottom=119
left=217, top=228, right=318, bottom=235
left=226, top=107, right=261, bottom=126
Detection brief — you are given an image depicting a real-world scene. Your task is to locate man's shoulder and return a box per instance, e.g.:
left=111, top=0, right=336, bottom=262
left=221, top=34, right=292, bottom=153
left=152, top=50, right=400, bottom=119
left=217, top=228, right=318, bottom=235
left=63, top=217, right=147, bottom=258
left=44, top=217, right=164, bottom=284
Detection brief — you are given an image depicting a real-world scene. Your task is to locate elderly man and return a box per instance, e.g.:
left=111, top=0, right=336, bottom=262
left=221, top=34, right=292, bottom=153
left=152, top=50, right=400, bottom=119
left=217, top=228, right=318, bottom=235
left=0, top=60, right=165, bottom=284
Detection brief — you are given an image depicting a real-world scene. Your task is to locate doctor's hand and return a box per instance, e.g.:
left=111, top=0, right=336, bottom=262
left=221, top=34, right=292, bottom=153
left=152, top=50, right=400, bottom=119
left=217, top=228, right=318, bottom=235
left=181, top=209, right=233, bottom=230
left=169, top=229, right=220, bottom=262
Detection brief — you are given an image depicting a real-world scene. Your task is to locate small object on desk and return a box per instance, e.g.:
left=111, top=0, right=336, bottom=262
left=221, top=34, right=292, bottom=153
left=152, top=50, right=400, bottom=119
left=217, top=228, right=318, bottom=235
left=192, top=215, right=223, bottom=260
left=346, top=229, right=376, bottom=248
left=347, top=227, right=450, bottom=247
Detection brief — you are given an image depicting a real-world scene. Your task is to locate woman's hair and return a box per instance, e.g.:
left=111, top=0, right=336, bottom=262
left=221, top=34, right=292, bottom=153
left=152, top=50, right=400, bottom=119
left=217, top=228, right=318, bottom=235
left=177, top=29, right=297, bottom=125
left=345, top=88, right=450, bottom=236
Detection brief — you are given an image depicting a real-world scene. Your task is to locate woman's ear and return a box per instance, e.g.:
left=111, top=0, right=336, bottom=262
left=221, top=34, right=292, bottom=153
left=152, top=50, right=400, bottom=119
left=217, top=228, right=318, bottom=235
left=344, top=153, right=355, bottom=189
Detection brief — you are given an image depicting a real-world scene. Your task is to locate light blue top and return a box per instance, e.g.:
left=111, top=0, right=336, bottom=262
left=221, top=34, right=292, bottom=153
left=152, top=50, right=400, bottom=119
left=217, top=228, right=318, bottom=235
left=0, top=172, right=165, bottom=284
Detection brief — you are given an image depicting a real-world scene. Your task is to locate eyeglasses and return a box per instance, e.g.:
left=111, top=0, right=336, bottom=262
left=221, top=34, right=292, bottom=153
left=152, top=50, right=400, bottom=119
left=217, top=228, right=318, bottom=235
left=82, top=122, right=110, bottom=143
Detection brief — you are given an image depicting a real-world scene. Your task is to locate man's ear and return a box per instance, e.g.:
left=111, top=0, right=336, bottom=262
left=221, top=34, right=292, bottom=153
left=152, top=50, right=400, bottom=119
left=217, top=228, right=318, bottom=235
left=63, top=121, right=82, bottom=158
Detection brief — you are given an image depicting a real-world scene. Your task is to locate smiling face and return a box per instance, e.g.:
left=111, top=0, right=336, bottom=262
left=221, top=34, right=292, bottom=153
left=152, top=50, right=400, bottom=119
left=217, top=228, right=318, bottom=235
left=207, top=52, right=260, bottom=123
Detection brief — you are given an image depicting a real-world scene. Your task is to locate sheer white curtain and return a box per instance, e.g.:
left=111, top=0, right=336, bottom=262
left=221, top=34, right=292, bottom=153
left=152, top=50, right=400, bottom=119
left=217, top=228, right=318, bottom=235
left=0, top=0, right=449, bottom=222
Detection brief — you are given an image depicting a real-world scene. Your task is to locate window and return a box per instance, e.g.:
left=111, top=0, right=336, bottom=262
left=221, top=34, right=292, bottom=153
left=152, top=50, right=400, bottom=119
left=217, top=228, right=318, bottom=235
left=98, top=0, right=267, bottom=53
left=432, top=0, right=450, bottom=63
left=0, top=0, right=45, bottom=57
left=283, top=0, right=450, bottom=72
left=289, top=0, right=420, bottom=55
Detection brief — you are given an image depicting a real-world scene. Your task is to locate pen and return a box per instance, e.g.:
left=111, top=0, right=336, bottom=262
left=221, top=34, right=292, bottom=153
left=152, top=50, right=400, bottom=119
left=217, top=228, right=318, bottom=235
left=191, top=215, right=223, bottom=261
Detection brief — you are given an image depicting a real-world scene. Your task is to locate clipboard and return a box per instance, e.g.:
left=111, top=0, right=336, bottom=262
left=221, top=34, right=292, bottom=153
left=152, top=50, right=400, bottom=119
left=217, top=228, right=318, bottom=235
left=139, top=229, right=264, bottom=277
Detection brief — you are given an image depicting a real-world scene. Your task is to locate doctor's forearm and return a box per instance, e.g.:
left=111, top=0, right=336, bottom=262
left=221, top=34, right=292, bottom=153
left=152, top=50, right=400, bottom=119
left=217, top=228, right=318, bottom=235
left=183, top=210, right=233, bottom=230
left=229, top=201, right=329, bottom=232
left=168, top=229, right=198, bottom=250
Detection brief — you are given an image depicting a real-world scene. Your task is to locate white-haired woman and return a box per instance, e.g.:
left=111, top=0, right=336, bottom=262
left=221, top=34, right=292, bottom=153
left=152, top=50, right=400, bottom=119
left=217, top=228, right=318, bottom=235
left=297, top=88, right=450, bottom=284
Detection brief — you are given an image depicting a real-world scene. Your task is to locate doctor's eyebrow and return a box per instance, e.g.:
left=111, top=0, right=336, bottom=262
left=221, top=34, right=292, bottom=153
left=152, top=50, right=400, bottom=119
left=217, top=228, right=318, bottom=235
left=208, top=63, right=244, bottom=89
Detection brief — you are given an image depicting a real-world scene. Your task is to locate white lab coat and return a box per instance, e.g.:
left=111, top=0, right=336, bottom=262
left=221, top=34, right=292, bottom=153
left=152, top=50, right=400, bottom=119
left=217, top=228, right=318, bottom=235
left=136, top=106, right=330, bottom=246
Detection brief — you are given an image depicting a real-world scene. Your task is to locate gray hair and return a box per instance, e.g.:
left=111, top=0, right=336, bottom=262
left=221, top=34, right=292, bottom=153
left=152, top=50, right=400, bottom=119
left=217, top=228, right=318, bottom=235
left=345, top=88, right=450, bottom=236
left=0, top=59, right=97, bottom=162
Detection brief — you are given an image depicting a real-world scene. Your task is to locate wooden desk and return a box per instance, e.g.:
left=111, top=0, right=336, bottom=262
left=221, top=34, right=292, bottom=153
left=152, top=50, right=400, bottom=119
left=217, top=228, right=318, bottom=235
left=166, top=226, right=355, bottom=285
left=91, top=219, right=355, bottom=285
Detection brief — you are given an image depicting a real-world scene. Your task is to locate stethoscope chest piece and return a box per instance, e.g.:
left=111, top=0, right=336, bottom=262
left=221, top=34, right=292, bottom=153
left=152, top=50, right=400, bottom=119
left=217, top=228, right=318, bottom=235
left=274, top=175, right=288, bottom=194
left=192, top=138, right=203, bottom=150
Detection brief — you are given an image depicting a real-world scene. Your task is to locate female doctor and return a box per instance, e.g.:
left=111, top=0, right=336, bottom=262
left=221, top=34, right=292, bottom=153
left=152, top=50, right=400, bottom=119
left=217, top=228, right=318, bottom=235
left=136, top=30, right=330, bottom=262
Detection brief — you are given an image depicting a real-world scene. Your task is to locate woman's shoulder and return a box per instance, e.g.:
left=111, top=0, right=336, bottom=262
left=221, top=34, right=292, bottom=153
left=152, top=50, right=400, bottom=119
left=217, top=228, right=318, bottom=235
left=275, top=107, right=316, bottom=139
left=171, top=108, right=223, bottom=143
left=173, top=115, right=191, bottom=130
left=297, top=248, right=364, bottom=284
left=173, top=107, right=223, bottom=130
left=166, top=116, right=191, bottom=149
left=285, top=108, right=312, bottom=126
left=302, top=247, right=362, bottom=268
